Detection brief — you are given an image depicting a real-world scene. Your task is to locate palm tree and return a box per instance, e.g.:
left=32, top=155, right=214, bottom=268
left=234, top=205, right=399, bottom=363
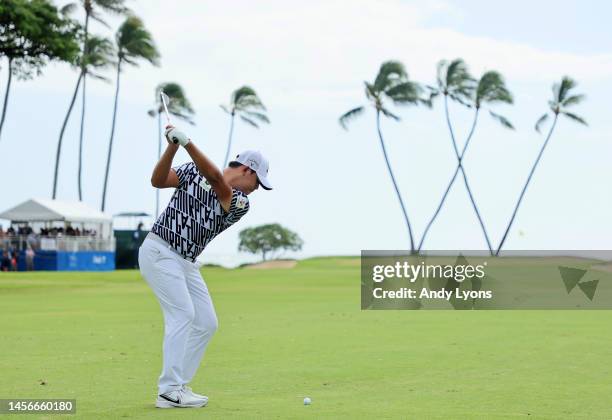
left=76, top=36, right=114, bottom=201
left=61, top=0, right=128, bottom=47
left=101, top=15, right=159, bottom=212
left=220, top=86, right=269, bottom=167
left=418, top=67, right=514, bottom=251
left=339, top=61, right=429, bottom=253
left=421, top=59, right=495, bottom=254
left=496, top=76, right=587, bottom=255
left=148, top=82, right=195, bottom=217
left=53, top=0, right=127, bottom=199
left=52, top=62, right=83, bottom=199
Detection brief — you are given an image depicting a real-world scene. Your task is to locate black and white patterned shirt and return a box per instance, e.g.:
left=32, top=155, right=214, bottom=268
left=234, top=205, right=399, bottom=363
left=151, top=162, right=250, bottom=261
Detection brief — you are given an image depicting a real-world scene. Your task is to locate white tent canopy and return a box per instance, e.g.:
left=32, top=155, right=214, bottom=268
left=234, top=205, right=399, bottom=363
left=0, top=198, right=111, bottom=224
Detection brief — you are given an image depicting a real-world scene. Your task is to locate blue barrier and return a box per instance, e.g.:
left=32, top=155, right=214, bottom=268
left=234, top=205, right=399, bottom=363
left=16, top=250, right=115, bottom=271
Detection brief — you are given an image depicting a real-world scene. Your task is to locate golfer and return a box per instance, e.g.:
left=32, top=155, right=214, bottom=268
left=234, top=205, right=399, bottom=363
left=138, top=126, right=272, bottom=408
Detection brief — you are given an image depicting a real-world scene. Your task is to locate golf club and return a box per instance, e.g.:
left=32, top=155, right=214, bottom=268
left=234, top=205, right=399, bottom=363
left=160, top=90, right=181, bottom=144
left=160, top=90, right=171, bottom=125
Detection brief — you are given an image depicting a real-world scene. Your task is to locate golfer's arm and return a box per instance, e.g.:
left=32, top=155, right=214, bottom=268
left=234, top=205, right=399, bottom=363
left=184, top=142, right=233, bottom=210
left=151, top=144, right=180, bottom=188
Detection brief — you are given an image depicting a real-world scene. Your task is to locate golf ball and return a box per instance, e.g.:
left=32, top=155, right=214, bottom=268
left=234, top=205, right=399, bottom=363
left=303, top=397, right=311, bottom=405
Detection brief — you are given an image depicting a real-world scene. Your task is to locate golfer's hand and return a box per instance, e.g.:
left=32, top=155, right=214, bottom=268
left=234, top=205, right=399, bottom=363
left=164, top=125, right=190, bottom=147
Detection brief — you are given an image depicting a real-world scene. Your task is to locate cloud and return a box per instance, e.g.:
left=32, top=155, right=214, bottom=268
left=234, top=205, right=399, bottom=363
left=25, top=0, right=612, bottom=111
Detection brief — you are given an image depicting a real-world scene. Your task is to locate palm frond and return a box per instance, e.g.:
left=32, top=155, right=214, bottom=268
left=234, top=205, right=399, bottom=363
left=88, top=72, right=110, bottom=82
left=147, top=109, right=156, bottom=117
left=448, top=93, right=473, bottom=108
left=220, top=104, right=231, bottom=114
left=556, top=76, right=577, bottom=102
left=374, top=60, right=407, bottom=92
left=89, top=10, right=110, bottom=28
left=364, top=82, right=377, bottom=102
left=339, top=106, right=365, bottom=129
left=170, top=111, right=196, bottom=125
left=561, top=94, right=585, bottom=107
left=535, top=113, right=549, bottom=133
left=231, top=86, right=266, bottom=112
left=435, top=59, right=449, bottom=90
left=437, top=58, right=475, bottom=102
left=94, top=0, right=129, bottom=14
left=488, top=110, right=514, bottom=129
left=232, top=85, right=257, bottom=102
left=240, top=115, right=259, bottom=128
left=116, top=15, right=160, bottom=67
left=561, top=111, right=588, bottom=126
left=243, top=110, right=270, bottom=124
left=236, top=97, right=265, bottom=110
left=60, top=3, right=77, bottom=16
left=385, top=81, right=422, bottom=104
left=80, top=36, right=115, bottom=70
left=446, top=59, right=472, bottom=87
left=380, top=107, right=400, bottom=121
left=476, top=71, right=513, bottom=107
left=155, top=82, right=194, bottom=115
left=425, top=85, right=440, bottom=104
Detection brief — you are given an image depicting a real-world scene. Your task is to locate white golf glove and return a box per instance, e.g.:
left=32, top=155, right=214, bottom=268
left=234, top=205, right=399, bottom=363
left=165, top=126, right=190, bottom=147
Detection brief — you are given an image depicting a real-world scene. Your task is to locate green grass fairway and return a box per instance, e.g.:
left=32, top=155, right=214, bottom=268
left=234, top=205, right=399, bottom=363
left=1, top=257, right=611, bottom=419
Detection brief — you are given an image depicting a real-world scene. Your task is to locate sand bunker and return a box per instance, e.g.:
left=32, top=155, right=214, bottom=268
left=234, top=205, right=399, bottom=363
left=244, top=260, right=298, bottom=269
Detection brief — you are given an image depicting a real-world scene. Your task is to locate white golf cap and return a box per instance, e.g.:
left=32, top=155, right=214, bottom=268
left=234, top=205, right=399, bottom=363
left=235, top=150, right=273, bottom=190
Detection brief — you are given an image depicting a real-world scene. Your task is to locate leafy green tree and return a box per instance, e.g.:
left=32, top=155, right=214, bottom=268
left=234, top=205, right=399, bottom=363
left=419, top=61, right=514, bottom=252
left=148, top=82, right=195, bottom=217
left=0, top=0, right=79, bottom=142
left=220, top=86, right=269, bottom=167
left=101, top=15, right=160, bottom=211
left=339, top=61, right=429, bottom=253
left=496, top=77, right=587, bottom=255
left=238, top=224, right=303, bottom=262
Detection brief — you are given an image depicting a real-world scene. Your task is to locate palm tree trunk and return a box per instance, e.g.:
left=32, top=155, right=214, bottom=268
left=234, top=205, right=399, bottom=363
left=496, top=114, right=559, bottom=255
left=77, top=73, right=87, bottom=201
left=155, top=112, right=161, bottom=218
left=376, top=110, right=415, bottom=252
left=0, top=58, right=14, bottom=142
left=222, top=113, right=236, bottom=167
left=101, top=61, right=122, bottom=212
left=444, top=96, right=493, bottom=254
left=77, top=13, right=90, bottom=201
left=418, top=109, right=479, bottom=251
left=53, top=71, right=84, bottom=199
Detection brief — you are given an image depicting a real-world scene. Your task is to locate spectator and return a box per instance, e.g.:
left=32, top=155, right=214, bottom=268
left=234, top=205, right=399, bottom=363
left=25, top=246, right=35, bottom=271
left=10, top=250, right=18, bottom=271
left=27, top=231, right=37, bottom=250
left=1, top=250, right=10, bottom=272
left=7, top=226, right=15, bottom=236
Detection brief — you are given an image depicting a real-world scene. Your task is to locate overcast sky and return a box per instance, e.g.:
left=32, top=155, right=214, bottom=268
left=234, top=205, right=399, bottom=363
left=1, top=0, right=610, bottom=265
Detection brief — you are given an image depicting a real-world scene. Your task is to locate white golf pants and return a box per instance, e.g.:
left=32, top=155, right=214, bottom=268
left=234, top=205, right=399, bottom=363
left=138, top=234, right=218, bottom=395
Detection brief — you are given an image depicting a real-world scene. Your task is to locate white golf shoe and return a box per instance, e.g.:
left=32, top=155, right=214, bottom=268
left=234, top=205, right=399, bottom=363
left=155, top=388, right=208, bottom=408
left=182, top=385, right=208, bottom=401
